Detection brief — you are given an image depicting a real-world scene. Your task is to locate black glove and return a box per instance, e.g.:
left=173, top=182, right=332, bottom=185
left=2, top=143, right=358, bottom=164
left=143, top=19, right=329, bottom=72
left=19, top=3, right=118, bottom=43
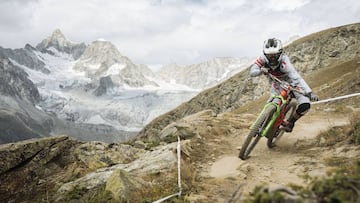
left=308, top=92, right=319, bottom=101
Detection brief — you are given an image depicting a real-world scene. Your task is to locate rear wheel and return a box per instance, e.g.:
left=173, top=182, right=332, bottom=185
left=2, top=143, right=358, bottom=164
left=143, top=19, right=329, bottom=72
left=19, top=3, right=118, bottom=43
left=267, top=100, right=297, bottom=148
left=239, top=105, right=276, bottom=160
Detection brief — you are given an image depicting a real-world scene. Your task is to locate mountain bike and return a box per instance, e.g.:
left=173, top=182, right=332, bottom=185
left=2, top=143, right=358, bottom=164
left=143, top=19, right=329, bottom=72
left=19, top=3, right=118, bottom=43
left=239, top=73, right=305, bottom=160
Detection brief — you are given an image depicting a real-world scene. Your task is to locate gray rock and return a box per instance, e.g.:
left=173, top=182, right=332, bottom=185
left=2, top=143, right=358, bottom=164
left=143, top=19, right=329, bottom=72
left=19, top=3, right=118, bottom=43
left=0, top=58, right=41, bottom=103
left=93, top=76, right=114, bottom=96
left=0, top=44, right=50, bottom=74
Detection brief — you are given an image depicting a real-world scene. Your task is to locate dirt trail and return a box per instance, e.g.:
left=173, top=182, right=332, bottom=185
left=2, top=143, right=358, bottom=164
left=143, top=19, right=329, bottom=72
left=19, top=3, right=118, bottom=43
left=197, top=112, right=350, bottom=202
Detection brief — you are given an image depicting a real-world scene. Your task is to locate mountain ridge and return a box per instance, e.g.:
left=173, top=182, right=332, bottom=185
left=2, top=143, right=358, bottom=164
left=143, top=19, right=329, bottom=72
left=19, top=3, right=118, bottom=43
left=0, top=28, right=250, bottom=144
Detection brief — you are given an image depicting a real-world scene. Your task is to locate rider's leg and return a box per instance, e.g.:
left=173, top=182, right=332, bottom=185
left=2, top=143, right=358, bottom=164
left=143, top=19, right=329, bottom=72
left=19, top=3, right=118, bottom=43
left=285, top=103, right=310, bottom=131
left=284, top=93, right=311, bottom=132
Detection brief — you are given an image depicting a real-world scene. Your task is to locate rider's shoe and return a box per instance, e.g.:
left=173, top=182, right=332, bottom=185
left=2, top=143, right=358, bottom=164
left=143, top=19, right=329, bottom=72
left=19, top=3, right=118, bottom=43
left=280, top=121, right=294, bottom=132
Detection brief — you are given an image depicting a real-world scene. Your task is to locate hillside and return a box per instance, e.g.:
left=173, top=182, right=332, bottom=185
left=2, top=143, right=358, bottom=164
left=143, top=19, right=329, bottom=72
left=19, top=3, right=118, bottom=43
left=135, top=23, right=360, bottom=143
left=179, top=59, right=360, bottom=202
left=0, top=23, right=359, bottom=202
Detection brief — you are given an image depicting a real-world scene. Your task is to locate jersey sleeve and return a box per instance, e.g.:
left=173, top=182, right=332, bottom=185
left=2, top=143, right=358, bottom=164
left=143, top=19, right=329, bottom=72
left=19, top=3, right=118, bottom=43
left=281, top=55, right=312, bottom=94
left=249, top=56, right=264, bottom=77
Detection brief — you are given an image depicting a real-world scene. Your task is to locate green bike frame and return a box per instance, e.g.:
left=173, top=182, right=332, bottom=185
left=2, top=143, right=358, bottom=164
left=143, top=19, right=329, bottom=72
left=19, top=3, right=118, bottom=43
left=251, top=94, right=288, bottom=137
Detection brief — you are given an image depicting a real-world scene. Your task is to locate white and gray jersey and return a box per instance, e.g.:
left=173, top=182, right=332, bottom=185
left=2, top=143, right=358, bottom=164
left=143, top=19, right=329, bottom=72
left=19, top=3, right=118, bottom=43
left=250, top=53, right=312, bottom=94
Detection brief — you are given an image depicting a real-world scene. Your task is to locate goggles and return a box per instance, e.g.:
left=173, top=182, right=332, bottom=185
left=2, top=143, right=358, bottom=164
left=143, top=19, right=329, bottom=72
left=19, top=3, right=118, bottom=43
left=265, top=53, right=281, bottom=62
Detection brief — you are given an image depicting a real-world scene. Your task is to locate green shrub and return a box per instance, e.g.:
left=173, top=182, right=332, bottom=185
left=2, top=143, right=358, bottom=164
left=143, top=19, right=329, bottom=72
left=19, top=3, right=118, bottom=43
left=310, top=160, right=360, bottom=203
left=243, top=185, right=287, bottom=203
left=67, top=185, right=88, bottom=200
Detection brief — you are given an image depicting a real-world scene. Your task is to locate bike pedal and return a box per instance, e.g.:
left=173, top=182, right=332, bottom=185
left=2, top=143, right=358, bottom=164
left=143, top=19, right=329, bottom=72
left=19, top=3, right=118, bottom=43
left=280, top=121, right=292, bottom=132
left=280, top=125, right=292, bottom=132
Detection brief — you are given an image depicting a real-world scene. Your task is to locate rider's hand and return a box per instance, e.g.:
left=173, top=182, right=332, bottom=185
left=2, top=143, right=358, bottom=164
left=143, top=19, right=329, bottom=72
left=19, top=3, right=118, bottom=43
left=308, top=92, right=319, bottom=101
left=260, top=67, right=269, bottom=74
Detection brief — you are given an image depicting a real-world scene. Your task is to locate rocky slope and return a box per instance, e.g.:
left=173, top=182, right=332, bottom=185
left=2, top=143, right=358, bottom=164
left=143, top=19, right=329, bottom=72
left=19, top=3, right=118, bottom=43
left=0, top=57, right=55, bottom=143
left=0, top=44, right=50, bottom=74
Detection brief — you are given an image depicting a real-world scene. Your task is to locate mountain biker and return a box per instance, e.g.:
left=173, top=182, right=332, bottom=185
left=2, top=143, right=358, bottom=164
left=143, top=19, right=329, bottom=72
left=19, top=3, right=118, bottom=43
left=249, top=38, right=319, bottom=132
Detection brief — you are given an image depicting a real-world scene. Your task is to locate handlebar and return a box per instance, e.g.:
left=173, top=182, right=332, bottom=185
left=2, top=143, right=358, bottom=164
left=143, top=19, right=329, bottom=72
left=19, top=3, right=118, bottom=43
left=265, top=72, right=305, bottom=95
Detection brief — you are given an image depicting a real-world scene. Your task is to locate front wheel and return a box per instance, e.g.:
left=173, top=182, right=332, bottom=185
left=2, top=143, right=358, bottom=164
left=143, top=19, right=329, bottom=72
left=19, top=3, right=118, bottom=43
left=239, top=105, right=276, bottom=160
left=267, top=100, right=297, bottom=148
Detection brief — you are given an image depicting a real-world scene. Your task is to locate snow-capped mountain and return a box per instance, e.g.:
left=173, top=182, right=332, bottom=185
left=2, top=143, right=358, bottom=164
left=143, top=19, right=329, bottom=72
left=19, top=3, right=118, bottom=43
left=0, top=29, right=251, bottom=143
left=73, top=40, right=157, bottom=88
left=24, top=30, right=198, bottom=133
left=157, top=57, right=252, bottom=89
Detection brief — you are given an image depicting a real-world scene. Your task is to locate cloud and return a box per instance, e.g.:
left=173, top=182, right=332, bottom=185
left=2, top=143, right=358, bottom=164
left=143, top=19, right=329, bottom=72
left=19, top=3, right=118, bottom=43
left=267, top=0, right=310, bottom=11
left=0, top=0, right=37, bottom=31
left=0, top=0, right=359, bottom=65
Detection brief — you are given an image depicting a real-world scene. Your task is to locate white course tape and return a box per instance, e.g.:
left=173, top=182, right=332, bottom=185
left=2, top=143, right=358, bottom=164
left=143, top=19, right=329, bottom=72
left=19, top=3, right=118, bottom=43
left=153, top=192, right=181, bottom=203
left=153, top=136, right=182, bottom=203
left=311, top=92, right=360, bottom=104
left=177, top=136, right=182, bottom=196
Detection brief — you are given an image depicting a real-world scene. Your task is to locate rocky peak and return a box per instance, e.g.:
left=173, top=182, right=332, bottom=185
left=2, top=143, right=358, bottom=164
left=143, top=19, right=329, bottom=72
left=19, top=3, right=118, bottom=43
left=24, top=44, right=37, bottom=52
left=73, top=40, right=131, bottom=77
left=73, top=40, right=158, bottom=88
left=36, top=29, right=86, bottom=60
left=49, top=29, right=67, bottom=44
left=78, top=40, right=127, bottom=64
left=36, top=29, right=68, bottom=50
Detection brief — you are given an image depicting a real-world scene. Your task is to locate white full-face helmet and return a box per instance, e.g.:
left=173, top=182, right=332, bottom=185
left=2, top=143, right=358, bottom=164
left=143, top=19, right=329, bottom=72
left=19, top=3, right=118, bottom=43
left=263, top=38, right=283, bottom=69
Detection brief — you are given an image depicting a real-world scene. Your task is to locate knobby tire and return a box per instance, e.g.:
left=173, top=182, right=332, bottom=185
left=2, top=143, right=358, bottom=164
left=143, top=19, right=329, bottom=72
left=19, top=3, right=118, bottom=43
left=267, top=100, right=297, bottom=148
left=239, top=105, right=277, bottom=160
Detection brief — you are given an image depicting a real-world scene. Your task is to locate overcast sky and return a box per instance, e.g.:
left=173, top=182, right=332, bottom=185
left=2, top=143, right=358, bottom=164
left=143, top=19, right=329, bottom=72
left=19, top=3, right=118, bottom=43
left=1, top=0, right=359, bottom=66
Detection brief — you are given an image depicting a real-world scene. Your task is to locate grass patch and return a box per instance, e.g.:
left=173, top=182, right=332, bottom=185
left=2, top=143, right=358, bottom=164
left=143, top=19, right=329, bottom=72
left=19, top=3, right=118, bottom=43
left=314, top=112, right=360, bottom=147
left=61, top=184, right=117, bottom=203
left=244, top=160, right=360, bottom=203
left=316, top=126, right=347, bottom=146
left=350, top=112, right=360, bottom=145
left=324, top=156, right=354, bottom=173
left=134, top=173, right=188, bottom=203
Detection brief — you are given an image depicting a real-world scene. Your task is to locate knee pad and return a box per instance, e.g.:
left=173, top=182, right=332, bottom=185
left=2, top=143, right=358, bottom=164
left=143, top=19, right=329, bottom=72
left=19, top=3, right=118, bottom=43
left=296, top=103, right=311, bottom=115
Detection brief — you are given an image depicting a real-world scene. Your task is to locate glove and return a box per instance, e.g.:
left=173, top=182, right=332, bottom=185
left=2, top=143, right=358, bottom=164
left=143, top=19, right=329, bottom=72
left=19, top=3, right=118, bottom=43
left=260, top=67, right=269, bottom=74
left=308, top=92, right=319, bottom=101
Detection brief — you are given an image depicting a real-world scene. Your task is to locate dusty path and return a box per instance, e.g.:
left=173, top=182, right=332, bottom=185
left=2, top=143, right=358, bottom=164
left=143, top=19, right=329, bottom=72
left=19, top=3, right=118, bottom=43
left=196, top=112, right=350, bottom=202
